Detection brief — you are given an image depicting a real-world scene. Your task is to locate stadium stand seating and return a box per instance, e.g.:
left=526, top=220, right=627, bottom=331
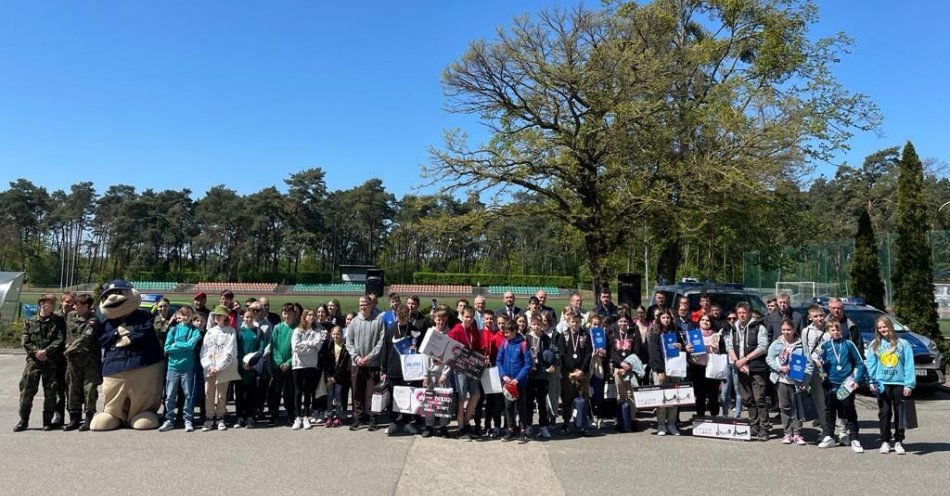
left=194, top=282, right=278, bottom=293
left=388, top=284, right=473, bottom=295
left=487, top=285, right=559, bottom=296
left=130, top=281, right=178, bottom=291
left=291, top=283, right=364, bottom=293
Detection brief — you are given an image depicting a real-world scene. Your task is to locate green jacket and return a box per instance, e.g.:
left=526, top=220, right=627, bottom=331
left=164, top=323, right=202, bottom=372
left=22, top=313, right=65, bottom=364
left=270, top=322, right=294, bottom=369
left=238, top=325, right=266, bottom=383
left=63, top=311, right=100, bottom=363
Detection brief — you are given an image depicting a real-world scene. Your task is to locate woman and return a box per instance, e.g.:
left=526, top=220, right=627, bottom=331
left=865, top=317, right=915, bottom=455
left=686, top=314, right=725, bottom=416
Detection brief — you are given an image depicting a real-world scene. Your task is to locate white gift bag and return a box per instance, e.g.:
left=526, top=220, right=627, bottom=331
left=480, top=366, right=503, bottom=394
left=705, top=353, right=728, bottom=380
left=400, top=354, right=428, bottom=382
left=665, top=354, right=688, bottom=378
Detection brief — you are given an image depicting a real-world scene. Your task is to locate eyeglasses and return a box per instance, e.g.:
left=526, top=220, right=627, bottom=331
left=727, top=316, right=737, bottom=321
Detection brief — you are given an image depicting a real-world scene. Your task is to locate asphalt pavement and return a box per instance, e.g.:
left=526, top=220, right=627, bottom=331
left=0, top=351, right=947, bottom=495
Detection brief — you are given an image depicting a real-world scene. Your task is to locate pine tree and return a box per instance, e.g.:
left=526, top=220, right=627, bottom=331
left=850, top=208, right=886, bottom=309
left=892, top=142, right=941, bottom=340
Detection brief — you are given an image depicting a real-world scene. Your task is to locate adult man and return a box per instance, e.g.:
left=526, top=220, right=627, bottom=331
left=345, top=295, right=386, bottom=431
left=765, top=293, right=804, bottom=342
left=473, top=295, right=488, bottom=330
left=193, top=292, right=211, bottom=322
left=258, top=296, right=281, bottom=327
left=153, top=298, right=175, bottom=344
left=674, top=299, right=694, bottom=336
left=827, top=297, right=865, bottom=354
left=534, top=289, right=557, bottom=324
left=14, top=293, right=65, bottom=432
left=646, top=291, right=669, bottom=322
left=725, top=302, right=771, bottom=441
left=690, top=293, right=712, bottom=322
left=62, top=293, right=101, bottom=431
left=592, top=287, right=619, bottom=325
left=568, top=292, right=587, bottom=322
left=495, top=291, right=522, bottom=321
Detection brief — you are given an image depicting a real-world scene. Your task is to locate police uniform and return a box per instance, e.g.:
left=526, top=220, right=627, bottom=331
left=64, top=311, right=103, bottom=427
left=18, top=312, right=66, bottom=428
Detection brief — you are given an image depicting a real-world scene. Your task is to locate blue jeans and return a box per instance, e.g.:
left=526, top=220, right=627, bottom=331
left=720, top=362, right=743, bottom=417
left=165, top=368, right=195, bottom=422
left=327, top=383, right=342, bottom=418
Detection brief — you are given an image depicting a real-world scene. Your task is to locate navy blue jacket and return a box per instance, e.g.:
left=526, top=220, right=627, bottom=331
left=99, top=309, right=163, bottom=376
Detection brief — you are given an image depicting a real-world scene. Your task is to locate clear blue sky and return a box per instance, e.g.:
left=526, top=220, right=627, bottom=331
left=0, top=1, right=947, bottom=198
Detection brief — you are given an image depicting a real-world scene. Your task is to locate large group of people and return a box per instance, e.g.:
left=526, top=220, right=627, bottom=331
left=15, top=286, right=917, bottom=454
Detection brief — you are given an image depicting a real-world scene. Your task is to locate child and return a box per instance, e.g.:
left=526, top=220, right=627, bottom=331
left=15, top=293, right=65, bottom=432
left=62, top=293, right=101, bottom=431
left=497, top=320, right=532, bottom=443
left=817, top=319, right=868, bottom=452
left=159, top=306, right=201, bottom=432
left=447, top=305, right=485, bottom=439
left=647, top=309, right=684, bottom=436
left=235, top=309, right=265, bottom=429
left=559, top=312, right=592, bottom=435
left=686, top=314, right=724, bottom=417
left=525, top=314, right=554, bottom=438
left=291, top=309, right=323, bottom=430
left=421, top=309, right=453, bottom=438
left=765, top=319, right=812, bottom=445
left=609, top=313, right=644, bottom=414
left=268, top=303, right=297, bottom=425
left=190, top=312, right=208, bottom=423
left=320, top=326, right=351, bottom=427
left=586, top=314, right=610, bottom=430
left=200, top=305, right=240, bottom=431
left=802, top=304, right=831, bottom=442
left=477, top=310, right=504, bottom=438
left=380, top=304, right=427, bottom=435
left=865, top=316, right=915, bottom=455
left=543, top=312, right=563, bottom=428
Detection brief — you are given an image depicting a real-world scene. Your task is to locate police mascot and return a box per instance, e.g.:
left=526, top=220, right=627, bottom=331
left=90, top=280, right=164, bottom=430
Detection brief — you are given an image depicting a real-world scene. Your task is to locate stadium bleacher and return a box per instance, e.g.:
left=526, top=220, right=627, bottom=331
left=291, top=283, right=364, bottom=293
left=388, top=284, right=473, bottom=295
left=130, top=281, right=178, bottom=291
left=487, top=285, right=559, bottom=296
left=194, top=282, right=278, bottom=293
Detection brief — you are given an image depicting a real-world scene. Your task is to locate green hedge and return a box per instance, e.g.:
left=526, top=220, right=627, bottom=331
left=413, top=272, right=574, bottom=288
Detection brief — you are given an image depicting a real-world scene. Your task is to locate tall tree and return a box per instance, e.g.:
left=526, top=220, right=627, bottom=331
left=428, top=2, right=879, bottom=290
left=891, top=142, right=940, bottom=340
left=850, top=208, right=886, bottom=309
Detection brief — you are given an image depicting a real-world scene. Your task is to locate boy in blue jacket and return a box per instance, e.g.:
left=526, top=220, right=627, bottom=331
left=497, top=321, right=532, bottom=443
left=817, top=319, right=868, bottom=452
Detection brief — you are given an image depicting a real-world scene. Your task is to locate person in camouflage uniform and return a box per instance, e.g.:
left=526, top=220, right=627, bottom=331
left=63, top=293, right=102, bottom=431
left=51, top=291, right=76, bottom=427
left=15, top=293, right=66, bottom=432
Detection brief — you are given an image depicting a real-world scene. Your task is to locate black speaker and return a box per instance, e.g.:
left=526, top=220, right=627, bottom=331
left=617, top=272, right=641, bottom=309
left=365, top=268, right=384, bottom=297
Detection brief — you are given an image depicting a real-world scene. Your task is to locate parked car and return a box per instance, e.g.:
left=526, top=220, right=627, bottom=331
left=651, top=281, right=767, bottom=316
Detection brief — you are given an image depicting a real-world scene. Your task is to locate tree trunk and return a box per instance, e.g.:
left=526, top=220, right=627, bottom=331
left=656, top=237, right=682, bottom=284
left=584, top=231, right=611, bottom=294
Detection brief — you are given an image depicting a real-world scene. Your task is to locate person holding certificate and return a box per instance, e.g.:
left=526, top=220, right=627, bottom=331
left=766, top=319, right=813, bottom=445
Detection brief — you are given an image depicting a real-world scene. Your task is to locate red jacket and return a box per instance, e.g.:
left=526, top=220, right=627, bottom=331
left=449, top=323, right=484, bottom=354
left=481, top=328, right=505, bottom=366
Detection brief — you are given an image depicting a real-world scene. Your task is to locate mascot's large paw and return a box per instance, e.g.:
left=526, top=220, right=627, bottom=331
left=130, top=411, right=160, bottom=430
left=90, top=412, right=121, bottom=431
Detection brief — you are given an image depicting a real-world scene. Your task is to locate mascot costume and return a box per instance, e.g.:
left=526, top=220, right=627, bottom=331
left=90, top=280, right=164, bottom=430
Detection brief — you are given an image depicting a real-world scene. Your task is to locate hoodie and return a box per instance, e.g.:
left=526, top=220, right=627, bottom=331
left=865, top=339, right=916, bottom=390
left=164, top=323, right=202, bottom=372
left=200, top=325, right=240, bottom=382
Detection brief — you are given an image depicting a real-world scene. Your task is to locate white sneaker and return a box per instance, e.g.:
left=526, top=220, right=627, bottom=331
left=782, top=435, right=793, bottom=444
left=838, top=433, right=850, bottom=446
left=202, top=420, right=213, bottom=432
left=217, top=420, right=227, bottom=431
left=879, top=441, right=891, bottom=454
left=656, top=422, right=667, bottom=436
left=232, top=418, right=243, bottom=429
left=184, top=421, right=194, bottom=432
left=303, top=418, right=313, bottom=430
left=540, top=426, right=552, bottom=439
left=666, top=423, right=681, bottom=436
left=158, top=420, right=175, bottom=432
left=894, top=442, right=906, bottom=455
left=818, top=436, right=835, bottom=448
left=292, top=418, right=303, bottom=430
left=851, top=440, right=864, bottom=453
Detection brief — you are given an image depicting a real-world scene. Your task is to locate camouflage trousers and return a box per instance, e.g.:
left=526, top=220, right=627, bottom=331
left=67, top=359, right=102, bottom=414
left=19, top=360, right=60, bottom=419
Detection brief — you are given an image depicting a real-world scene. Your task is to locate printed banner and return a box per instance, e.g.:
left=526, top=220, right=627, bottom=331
left=422, top=387, right=454, bottom=418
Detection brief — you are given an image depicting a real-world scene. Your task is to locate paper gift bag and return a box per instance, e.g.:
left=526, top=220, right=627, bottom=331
left=705, top=353, right=728, bottom=380
left=901, top=398, right=918, bottom=429
left=481, top=366, right=503, bottom=394
left=400, top=354, right=428, bottom=382
left=371, top=385, right=391, bottom=414
left=665, top=354, right=688, bottom=378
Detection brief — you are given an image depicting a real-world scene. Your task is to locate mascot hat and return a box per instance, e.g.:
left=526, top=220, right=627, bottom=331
left=99, top=279, right=142, bottom=320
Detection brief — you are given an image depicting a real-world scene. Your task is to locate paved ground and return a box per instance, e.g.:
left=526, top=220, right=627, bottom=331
left=0, top=351, right=948, bottom=495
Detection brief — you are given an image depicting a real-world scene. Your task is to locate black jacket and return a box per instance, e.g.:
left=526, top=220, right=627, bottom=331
left=765, top=309, right=804, bottom=342
left=319, top=339, right=351, bottom=385
left=608, top=327, right=645, bottom=368
left=646, top=330, right=685, bottom=374
left=560, top=330, right=592, bottom=374
left=379, top=321, right=426, bottom=381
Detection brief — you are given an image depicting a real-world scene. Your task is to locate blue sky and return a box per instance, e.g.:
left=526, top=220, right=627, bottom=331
left=0, top=1, right=947, bottom=198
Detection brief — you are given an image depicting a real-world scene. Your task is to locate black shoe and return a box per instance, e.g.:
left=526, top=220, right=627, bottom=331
left=13, top=419, right=28, bottom=432
left=51, top=412, right=63, bottom=428
left=63, top=416, right=81, bottom=431
left=757, top=431, right=770, bottom=442
left=559, top=423, right=570, bottom=436
left=367, top=418, right=378, bottom=432
left=421, top=427, right=433, bottom=438
left=439, top=426, right=449, bottom=437
left=466, top=423, right=480, bottom=440
left=502, top=430, right=514, bottom=442
left=78, top=416, right=92, bottom=432
left=349, top=421, right=364, bottom=431
left=519, top=433, right=529, bottom=444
